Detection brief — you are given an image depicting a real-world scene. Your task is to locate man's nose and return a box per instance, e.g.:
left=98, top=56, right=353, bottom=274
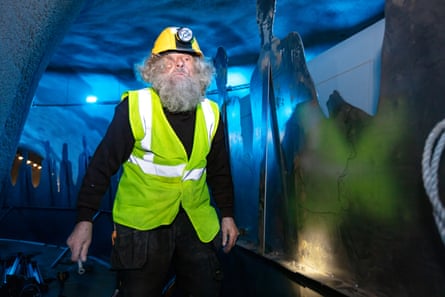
left=175, top=58, right=185, bottom=67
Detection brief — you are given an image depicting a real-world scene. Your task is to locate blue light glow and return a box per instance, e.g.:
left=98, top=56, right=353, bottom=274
left=228, top=66, right=254, bottom=86
left=86, top=95, right=97, bottom=103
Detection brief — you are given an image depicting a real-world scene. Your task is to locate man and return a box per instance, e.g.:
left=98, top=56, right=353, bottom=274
left=66, top=26, right=239, bottom=297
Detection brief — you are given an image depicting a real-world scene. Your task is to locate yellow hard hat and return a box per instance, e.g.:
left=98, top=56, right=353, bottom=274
left=151, top=27, right=203, bottom=57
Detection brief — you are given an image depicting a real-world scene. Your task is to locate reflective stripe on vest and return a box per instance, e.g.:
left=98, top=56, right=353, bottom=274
left=127, top=89, right=213, bottom=181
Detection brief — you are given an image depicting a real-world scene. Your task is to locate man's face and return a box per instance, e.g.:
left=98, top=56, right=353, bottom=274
left=162, top=53, right=195, bottom=79
left=151, top=52, right=202, bottom=112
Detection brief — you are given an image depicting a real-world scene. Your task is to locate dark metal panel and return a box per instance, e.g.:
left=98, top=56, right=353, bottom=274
left=227, top=0, right=445, bottom=296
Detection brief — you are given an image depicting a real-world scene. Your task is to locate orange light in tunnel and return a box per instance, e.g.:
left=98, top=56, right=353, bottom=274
left=10, top=149, right=43, bottom=187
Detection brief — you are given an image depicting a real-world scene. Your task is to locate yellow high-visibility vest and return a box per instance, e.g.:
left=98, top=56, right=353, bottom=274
left=113, top=88, right=220, bottom=242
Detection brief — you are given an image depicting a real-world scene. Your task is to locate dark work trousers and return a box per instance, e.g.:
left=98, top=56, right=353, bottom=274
left=112, top=211, right=223, bottom=297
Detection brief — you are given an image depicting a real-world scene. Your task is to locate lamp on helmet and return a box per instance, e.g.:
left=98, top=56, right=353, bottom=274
left=151, top=27, right=203, bottom=57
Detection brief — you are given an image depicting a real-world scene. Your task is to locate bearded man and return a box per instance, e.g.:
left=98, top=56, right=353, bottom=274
left=66, top=27, right=239, bottom=297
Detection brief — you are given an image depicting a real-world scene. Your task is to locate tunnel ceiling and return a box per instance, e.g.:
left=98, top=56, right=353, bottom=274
left=21, top=0, right=385, bottom=173
left=47, top=0, right=385, bottom=74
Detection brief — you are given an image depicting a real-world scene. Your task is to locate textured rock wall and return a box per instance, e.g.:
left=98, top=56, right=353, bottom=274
left=0, top=0, right=86, bottom=195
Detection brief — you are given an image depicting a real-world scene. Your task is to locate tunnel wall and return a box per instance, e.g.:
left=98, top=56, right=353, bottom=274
left=228, top=1, right=445, bottom=296
left=0, top=0, right=86, bottom=196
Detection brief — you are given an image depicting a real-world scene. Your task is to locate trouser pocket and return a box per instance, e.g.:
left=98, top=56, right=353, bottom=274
left=111, top=224, right=149, bottom=270
left=209, top=250, right=224, bottom=282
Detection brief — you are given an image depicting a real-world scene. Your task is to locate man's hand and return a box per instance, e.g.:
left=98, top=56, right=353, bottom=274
left=66, top=221, right=93, bottom=262
left=220, top=217, right=239, bottom=253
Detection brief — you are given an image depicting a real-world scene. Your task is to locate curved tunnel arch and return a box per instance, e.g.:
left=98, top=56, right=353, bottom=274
left=0, top=0, right=86, bottom=200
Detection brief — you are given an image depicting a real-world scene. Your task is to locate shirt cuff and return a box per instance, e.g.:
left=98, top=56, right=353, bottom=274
left=220, top=206, right=234, bottom=218
left=77, top=207, right=97, bottom=222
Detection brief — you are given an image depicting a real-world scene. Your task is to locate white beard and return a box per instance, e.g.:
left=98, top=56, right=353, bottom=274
left=151, top=70, right=203, bottom=112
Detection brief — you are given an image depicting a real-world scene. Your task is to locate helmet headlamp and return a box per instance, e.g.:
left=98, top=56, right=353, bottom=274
left=176, top=27, right=193, bottom=43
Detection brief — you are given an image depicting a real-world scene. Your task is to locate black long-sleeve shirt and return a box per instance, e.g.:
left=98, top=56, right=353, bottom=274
left=77, top=96, right=235, bottom=222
